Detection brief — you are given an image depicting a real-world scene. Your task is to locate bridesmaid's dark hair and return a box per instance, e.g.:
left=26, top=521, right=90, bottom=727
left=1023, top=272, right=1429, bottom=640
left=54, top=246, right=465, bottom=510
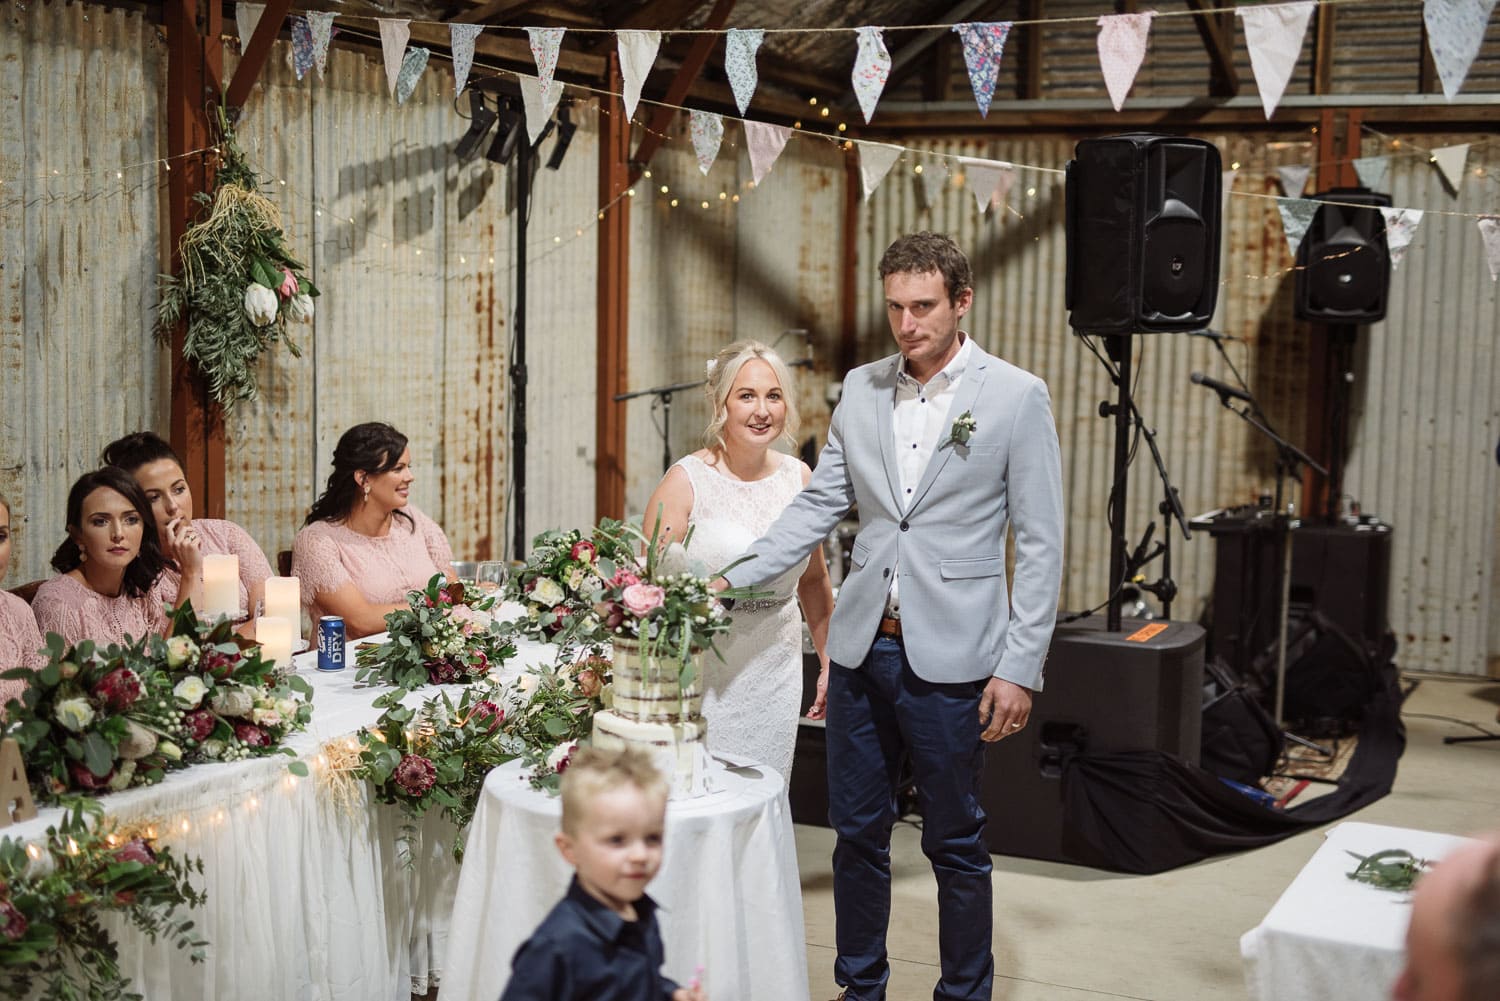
left=304, top=422, right=415, bottom=531
left=51, top=467, right=167, bottom=598
left=101, top=431, right=181, bottom=473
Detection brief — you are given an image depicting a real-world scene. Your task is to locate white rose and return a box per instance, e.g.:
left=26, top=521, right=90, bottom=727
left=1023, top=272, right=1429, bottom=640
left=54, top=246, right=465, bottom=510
left=210, top=686, right=254, bottom=717
left=201, top=739, right=226, bottom=759
left=274, top=698, right=299, bottom=718
left=545, top=741, right=577, bottom=772
left=252, top=708, right=283, bottom=728
left=531, top=578, right=565, bottom=606
left=172, top=675, right=208, bottom=708
left=54, top=697, right=95, bottom=733
left=118, top=720, right=159, bottom=760
left=517, top=673, right=539, bottom=694
left=165, top=635, right=199, bottom=669
left=287, top=292, right=315, bottom=323
left=243, top=282, right=279, bottom=325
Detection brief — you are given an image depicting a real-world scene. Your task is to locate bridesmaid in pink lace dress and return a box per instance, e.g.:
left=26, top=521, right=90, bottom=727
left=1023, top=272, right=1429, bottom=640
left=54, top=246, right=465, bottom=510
left=292, top=423, right=455, bottom=638
left=32, top=468, right=199, bottom=648
left=102, top=432, right=273, bottom=624
left=0, top=491, right=46, bottom=708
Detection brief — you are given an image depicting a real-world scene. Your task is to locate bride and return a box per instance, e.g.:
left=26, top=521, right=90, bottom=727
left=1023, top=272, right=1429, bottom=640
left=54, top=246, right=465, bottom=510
left=642, top=340, right=835, bottom=782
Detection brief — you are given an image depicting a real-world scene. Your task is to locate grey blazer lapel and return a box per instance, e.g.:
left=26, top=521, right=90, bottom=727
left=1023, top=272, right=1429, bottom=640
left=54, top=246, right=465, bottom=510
left=873, top=356, right=903, bottom=506
left=907, top=350, right=990, bottom=513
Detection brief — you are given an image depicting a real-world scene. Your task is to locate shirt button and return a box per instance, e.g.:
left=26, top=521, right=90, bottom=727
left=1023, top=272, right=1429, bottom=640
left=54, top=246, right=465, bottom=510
left=911, top=443, right=917, bottom=449
left=900, top=521, right=910, bottom=531
left=920, top=397, right=926, bottom=403
left=906, top=488, right=912, bottom=494
left=882, top=568, right=890, bottom=578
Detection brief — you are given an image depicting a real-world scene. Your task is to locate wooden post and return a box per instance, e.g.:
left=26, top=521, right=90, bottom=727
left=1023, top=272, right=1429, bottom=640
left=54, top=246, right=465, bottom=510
left=165, top=0, right=226, bottom=518
left=596, top=53, right=631, bottom=521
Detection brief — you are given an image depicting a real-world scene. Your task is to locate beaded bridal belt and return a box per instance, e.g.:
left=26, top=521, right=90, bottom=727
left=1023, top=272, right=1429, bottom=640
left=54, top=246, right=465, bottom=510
left=735, top=594, right=796, bottom=613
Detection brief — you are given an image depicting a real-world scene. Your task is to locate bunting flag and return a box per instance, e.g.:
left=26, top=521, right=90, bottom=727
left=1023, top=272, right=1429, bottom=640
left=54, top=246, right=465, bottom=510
left=1237, top=2, right=1315, bottom=118
left=1431, top=143, right=1470, bottom=192
left=953, top=22, right=1013, bottom=117
left=1096, top=12, right=1155, bottom=112
left=1478, top=217, right=1500, bottom=280
left=395, top=47, right=429, bottom=105
left=744, top=120, right=791, bottom=185
left=236, top=3, right=266, bottom=51
left=377, top=19, right=410, bottom=95
left=528, top=27, right=565, bottom=92
left=291, top=17, right=316, bottom=81
left=852, top=27, right=892, bottom=124
left=617, top=30, right=661, bottom=122
left=306, top=11, right=336, bottom=77
left=858, top=142, right=903, bottom=200
left=518, top=73, right=564, bottom=144
left=921, top=158, right=949, bottom=205
left=1353, top=156, right=1390, bottom=192
left=725, top=29, right=765, bottom=116
left=1277, top=198, right=1319, bottom=257
left=958, top=156, right=1014, bottom=213
left=1277, top=164, right=1311, bottom=198
left=690, top=110, right=724, bottom=175
left=1423, top=0, right=1498, bottom=101
left=1380, top=207, right=1424, bottom=268
left=451, top=24, right=484, bottom=96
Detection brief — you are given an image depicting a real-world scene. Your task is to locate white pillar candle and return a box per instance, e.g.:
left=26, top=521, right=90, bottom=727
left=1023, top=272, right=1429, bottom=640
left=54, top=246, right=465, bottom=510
left=201, top=553, right=240, bottom=621
left=263, top=576, right=301, bottom=633
left=256, top=616, right=294, bottom=670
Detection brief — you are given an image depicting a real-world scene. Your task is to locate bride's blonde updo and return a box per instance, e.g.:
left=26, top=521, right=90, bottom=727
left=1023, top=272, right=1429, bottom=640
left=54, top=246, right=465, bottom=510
left=702, top=340, right=801, bottom=451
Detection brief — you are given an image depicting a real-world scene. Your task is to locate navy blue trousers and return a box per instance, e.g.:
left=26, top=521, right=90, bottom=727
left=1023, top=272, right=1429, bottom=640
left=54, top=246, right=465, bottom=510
left=826, top=635, right=994, bottom=1001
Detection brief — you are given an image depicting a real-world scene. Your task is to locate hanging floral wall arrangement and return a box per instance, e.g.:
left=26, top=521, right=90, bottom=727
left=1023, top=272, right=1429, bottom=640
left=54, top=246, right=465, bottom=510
left=154, top=106, right=319, bottom=408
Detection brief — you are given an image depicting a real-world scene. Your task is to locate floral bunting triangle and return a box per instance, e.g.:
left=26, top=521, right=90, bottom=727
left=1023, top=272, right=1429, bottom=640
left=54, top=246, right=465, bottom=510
left=306, top=11, right=336, bottom=77
left=744, top=120, right=791, bottom=185
left=1353, top=156, right=1390, bottom=192
left=377, top=19, right=410, bottom=95
left=1237, top=2, right=1315, bottom=118
left=291, top=17, right=316, bottom=80
left=451, top=24, right=484, bottom=95
left=1096, top=12, right=1155, bottom=111
left=395, top=47, right=429, bottom=105
left=235, top=3, right=266, bottom=53
left=1277, top=164, right=1311, bottom=198
left=858, top=142, right=903, bottom=200
left=1379, top=207, right=1424, bottom=268
left=1423, top=0, right=1498, bottom=101
left=1277, top=198, right=1319, bottom=258
left=852, top=27, right=892, bottom=124
left=958, top=156, right=1013, bottom=213
left=953, top=22, right=1013, bottom=117
left=1430, top=143, right=1470, bottom=192
left=921, top=158, right=949, bottom=205
left=726, top=29, right=765, bottom=116
left=617, top=30, right=662, bottom=123
left=518, top=73, right=564, bottom=145
left=690, top=110, right=724, bottom=175
left=528, top=27, right=565, bottom=92
left=1478, top=217, right=1500, bottom=280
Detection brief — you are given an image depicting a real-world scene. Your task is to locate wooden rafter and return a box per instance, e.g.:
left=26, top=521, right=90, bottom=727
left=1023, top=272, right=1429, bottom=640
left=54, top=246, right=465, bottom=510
left=1185, top=0, right=1239, bottom=97
left=225, top=0, right=292, bottom=111
left=1312, top=4, right=1335, bottom=95
left=1019, top=0, right=1044, bottom=100
left=629, top=0, right=736, bottom=179
left=596, top=51, right=629, bottom=520
left=452, top=0, right=542, bottom=25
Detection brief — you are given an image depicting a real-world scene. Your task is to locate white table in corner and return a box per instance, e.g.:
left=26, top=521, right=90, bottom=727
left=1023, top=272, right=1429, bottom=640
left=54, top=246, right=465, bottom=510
left=1240, top=821, right=1478, bottom=1001
left=442, top=757, right=809, bottom=1001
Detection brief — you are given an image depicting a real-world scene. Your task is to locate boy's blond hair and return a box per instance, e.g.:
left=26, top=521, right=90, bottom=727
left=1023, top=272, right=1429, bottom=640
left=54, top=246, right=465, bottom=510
left=559, top=746, right=669, bottom=835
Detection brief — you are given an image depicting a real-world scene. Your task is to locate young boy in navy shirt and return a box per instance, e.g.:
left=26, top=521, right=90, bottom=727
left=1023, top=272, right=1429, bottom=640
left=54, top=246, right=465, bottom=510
left=498, top=747, right=707, bottom=1001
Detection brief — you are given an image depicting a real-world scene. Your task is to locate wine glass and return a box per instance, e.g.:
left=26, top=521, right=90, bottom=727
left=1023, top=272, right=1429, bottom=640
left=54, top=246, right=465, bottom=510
left=476, top=561, right=507, bottom=594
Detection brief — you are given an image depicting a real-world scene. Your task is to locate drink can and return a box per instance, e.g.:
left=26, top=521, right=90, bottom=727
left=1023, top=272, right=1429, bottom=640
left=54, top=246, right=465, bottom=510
left=317, top=616, right=346, bottom=671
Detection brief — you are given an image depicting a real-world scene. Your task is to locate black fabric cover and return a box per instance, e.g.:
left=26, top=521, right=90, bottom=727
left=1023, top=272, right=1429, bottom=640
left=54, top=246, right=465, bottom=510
left=1061, top=660, right=1404, bottom=874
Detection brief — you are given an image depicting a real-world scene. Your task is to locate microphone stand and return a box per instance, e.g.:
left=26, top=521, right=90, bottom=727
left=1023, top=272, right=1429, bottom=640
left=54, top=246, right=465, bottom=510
left=1125, top=398, right=1192, bottom=619
left=614, top=378, right=707, bottom=474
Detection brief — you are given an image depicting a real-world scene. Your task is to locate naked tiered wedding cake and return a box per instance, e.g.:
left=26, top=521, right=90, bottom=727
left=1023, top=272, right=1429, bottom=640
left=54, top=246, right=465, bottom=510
left=590, top=641, right=711, bottom=797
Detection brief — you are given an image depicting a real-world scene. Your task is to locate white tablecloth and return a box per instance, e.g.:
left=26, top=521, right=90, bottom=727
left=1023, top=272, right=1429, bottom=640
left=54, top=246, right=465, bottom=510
left=442, top=757, right=809, bottom=1001
left=1240, top=821, right=1476, bottom=1001
left=3, top=624, right=560, bottom=1001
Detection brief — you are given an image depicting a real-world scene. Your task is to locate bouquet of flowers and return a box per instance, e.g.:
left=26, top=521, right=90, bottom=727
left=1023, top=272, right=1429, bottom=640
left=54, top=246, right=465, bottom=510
left=0, top=799, right=206, bottom=1001
left=505, top=524, right=636, bottom=650
left=354, top=575, right=517, bottom=691
left=499, top=657, right=609, bottom=794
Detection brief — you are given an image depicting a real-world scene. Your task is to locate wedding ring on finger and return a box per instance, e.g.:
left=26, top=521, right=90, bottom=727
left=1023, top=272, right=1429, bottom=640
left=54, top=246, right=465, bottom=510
left=1007, top=722, right=1023, bottom=729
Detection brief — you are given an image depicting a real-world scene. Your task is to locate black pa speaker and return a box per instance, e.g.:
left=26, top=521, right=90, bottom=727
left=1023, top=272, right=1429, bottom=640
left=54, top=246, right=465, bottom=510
left=1294, top=188, right=1393, bottom=322
left=1066, top=134, right=1222, bottom=334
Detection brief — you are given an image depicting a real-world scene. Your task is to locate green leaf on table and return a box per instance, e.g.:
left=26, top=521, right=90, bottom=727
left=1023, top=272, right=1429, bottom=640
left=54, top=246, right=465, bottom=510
left=287, top=760, right=309, bottom=777
left=81, top=732, right=116, bottom=777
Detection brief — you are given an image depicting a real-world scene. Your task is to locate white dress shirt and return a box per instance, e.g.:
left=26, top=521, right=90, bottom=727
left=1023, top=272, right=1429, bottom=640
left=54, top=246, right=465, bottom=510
left=886, top=333, right=973, bottom=616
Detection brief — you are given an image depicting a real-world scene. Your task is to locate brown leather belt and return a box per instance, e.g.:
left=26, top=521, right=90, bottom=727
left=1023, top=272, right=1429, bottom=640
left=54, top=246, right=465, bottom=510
left=878, top=616, right=902, bottom=638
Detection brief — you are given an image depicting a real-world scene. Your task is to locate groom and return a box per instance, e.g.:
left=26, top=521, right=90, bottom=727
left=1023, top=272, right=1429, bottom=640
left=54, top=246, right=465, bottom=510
left=719, top=232, right=1064, bottom=1001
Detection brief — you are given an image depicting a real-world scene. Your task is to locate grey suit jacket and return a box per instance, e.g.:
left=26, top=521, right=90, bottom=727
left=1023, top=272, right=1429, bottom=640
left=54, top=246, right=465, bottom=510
left=723, top=342, right=1064, bottom=689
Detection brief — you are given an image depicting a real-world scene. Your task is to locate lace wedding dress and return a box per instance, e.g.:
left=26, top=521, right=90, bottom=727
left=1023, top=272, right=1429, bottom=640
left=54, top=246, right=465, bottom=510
left=676, top=452, right=809, bottom=783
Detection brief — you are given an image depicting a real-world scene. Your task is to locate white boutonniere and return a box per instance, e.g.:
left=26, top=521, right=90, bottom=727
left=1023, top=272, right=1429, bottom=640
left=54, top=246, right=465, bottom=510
left=946, top=411, right=977, bottom=447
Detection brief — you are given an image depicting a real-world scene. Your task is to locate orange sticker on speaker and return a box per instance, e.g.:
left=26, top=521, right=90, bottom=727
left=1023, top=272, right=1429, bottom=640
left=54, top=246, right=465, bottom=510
left=1125, top=622, right=1169, bottom=643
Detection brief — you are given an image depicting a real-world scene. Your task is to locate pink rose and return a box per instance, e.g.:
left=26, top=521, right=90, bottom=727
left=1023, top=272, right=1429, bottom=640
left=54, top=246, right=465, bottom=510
left=575, top=668, right=603, bottom=698
left=0, top=899, right=26, bottom=941
left=68, top=760, right=114, bottom=791
left=278, top=267, right=298, bottom=299
left=394, top=753, right=437, bottom=796
left=183, top=709, right=216, bottom=742
left=113, top=839, right=155, bottom=866
left=570, top=540, right=597, bottom=563
left=92, top=666, right=142, bottom=711
left=470, top=700, right=504, bottom=733
left=622, top=583, right=665, bottom=616
left=233, top=723, right=271, bottom=748
left=609, top=569, right=641, bottom=589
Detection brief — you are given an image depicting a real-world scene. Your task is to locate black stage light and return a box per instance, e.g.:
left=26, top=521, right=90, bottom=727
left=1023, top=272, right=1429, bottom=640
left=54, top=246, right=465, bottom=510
left=454, top=91, right=498, bottom=163
left=546, top=106, right=576, bottom=170
left=486, top=108, right=523, bottom=165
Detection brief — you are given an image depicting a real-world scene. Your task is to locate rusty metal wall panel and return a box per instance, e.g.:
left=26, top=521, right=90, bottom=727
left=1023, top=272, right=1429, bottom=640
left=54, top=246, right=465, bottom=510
left=0, top=3, right=166, bottom=586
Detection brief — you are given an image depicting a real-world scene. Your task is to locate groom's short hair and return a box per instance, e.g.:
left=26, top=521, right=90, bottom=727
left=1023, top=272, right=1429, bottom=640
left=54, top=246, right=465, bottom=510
left=879, top=231, right=973, bottom=305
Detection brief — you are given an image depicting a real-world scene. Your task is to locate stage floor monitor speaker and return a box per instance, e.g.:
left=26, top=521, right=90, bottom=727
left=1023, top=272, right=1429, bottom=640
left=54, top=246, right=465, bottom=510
left=981, top=620, right=1206, bottom=866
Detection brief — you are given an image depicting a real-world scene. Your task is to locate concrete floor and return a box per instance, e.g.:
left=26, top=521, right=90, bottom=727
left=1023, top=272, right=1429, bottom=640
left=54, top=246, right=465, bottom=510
left=793, top=674, right=1500, bottom=1001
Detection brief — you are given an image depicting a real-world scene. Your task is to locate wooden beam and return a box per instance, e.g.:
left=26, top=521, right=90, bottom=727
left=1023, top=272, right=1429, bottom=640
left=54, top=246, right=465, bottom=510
left=921, top=34, right=956, bottom=103
left=1185, top=0, right=1239, bottom=96
left=165, top=0, right=226, bottom=519
left=1311, top=3, right=1335, bottom=95
left=596, top=52, right=630, bottom=521
left=838, top=148, right=859, bottom=377
left=225, top=0, right=291, bottom=112
left=879, top=0, right=997, bottom=97
left=452, top=0, right=540, bottom=25
left=588, top=0, right=709, bottom=52
left=630, top=0, right=736, bottom=179
left=1417, top=23, right=1440, bottom=94
left=1019, top=0, right=1044, bottom=100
